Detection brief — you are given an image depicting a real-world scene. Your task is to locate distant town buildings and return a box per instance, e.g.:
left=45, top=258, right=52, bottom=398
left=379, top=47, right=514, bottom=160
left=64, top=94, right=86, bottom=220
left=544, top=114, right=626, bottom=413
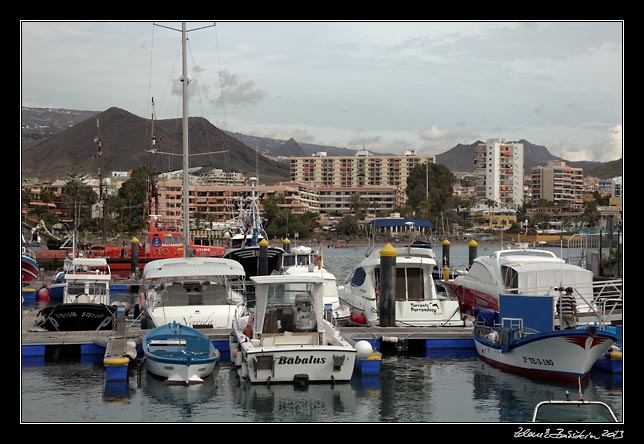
left=474, top=139, right=524, bottom=209
left=531, top=160, right=584, bottom=209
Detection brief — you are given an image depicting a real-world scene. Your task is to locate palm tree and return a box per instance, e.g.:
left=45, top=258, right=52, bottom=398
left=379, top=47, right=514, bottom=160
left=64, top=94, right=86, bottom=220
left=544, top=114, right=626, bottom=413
left=348, top=193, right=367, bottom=220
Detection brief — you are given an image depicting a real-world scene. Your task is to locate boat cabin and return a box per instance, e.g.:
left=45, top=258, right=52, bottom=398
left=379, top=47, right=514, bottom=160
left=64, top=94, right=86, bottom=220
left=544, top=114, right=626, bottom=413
left=62, top=258, right=111, bottom=305
left=249, top=275, right=326, bottom=347
left=152, top=280, right=240, bottom=307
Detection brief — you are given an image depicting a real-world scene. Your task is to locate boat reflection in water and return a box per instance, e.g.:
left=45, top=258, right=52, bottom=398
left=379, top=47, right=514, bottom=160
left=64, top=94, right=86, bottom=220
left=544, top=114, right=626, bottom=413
left=143, top=366, right=220, bottom=419
left=472, top=358, right=623, bottom=422
left=229, top=369, right=372, bottom=422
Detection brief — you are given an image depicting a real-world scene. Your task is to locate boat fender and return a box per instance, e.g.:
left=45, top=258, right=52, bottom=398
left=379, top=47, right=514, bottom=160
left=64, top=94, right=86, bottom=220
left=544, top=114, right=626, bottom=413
left=243, top=312, right=254, bottom=339
left=586, top=324, right=598, bottom=337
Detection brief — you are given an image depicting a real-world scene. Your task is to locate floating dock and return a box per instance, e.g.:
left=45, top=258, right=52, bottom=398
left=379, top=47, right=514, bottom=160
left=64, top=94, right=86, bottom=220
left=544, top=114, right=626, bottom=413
left=22, top=309, right=475, bottom=358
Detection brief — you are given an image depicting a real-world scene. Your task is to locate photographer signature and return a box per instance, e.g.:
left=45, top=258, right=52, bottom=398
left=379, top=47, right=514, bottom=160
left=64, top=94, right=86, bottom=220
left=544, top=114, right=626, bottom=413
left=514, top=427, right=623, bottom=439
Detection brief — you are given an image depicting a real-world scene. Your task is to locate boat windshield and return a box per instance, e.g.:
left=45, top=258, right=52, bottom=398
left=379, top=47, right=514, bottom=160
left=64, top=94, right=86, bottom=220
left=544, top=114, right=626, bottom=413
left=532, top=402, right=618, bottom=423
left=263, top=283, right=317, bottom=333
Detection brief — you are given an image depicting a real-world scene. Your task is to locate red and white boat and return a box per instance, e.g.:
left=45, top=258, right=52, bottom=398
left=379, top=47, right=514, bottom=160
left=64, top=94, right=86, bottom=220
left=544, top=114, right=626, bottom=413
left=86, top=215, right=225, bottom=277
left=22, top=235, right=40, bottom=282
left=473, top=295, right=617, bottom=382
left=443, top=249, right=594, bottom=317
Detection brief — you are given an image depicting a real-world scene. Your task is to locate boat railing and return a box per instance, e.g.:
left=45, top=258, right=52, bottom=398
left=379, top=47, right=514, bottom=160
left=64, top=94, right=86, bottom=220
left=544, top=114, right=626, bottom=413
left=598, top=296, right=622, bottom=329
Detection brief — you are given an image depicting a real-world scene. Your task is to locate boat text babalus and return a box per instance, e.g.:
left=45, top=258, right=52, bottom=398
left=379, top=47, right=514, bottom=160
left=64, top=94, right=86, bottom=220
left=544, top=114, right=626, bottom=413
left=276, top=355, right=327, bottom=365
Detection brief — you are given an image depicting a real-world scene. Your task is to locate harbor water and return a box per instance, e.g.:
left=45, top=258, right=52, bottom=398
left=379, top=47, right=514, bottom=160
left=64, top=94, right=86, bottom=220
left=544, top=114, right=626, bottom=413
left=21, top=243, right=623, bottom=423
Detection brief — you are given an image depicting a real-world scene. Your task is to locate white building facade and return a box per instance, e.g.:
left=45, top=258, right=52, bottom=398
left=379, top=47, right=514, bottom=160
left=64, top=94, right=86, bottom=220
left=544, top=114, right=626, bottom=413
left=475, top=138, right=524, bottom=209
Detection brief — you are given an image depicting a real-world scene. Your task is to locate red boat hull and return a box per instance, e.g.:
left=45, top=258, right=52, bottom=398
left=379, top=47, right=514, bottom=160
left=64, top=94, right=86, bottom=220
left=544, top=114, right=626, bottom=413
left=443, top=281, right=499, bottom=315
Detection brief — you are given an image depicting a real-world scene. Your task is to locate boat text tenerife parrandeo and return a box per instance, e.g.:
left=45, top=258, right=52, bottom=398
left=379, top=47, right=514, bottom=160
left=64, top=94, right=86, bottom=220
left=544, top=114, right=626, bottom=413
left=143, top=320, right=220, bottom=384
left=230, top=274, right=358, bottom=385
left=337, top=241, right=466, bottom=327
left=33, top=258, right=116, bottom=331
left=138, top=257, right=246, bottom=329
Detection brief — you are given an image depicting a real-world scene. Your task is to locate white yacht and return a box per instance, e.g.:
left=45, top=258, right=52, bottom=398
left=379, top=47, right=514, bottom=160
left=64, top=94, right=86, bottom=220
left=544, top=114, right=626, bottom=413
left=337, top=241, right=466, bottom=327
left=442, top=249, right=596, bottom=319
left=138, top=257, right=246, bottom=329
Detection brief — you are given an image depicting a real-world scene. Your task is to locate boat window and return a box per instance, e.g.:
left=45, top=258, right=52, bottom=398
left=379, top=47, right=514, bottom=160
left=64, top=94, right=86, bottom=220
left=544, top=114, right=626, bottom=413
left=202, top=284, right=228, bottom=305
left=501, top=266, right=519, bottom=292
left=393, top=268, right=424, bottom=301
left=283, top=255, right=296, bottom=267
left=468, top=263, right=495, bottom=285
left=351, top=267, right=367, bottom=287
left=263, top=283, right=317, bottom=333
left=406, top=268, right=424, bottom=301
left=298, top=255, right=310, bottom=266
left=533, top=403, right=617, bottom=423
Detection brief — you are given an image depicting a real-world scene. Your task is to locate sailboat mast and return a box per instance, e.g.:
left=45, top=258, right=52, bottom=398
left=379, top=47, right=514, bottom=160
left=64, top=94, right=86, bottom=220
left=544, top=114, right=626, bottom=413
left=94, top=118, right=107, bottom=239
left=181, top=21, right=191, bottom=256
left=147, top=97, right=159, bottom=220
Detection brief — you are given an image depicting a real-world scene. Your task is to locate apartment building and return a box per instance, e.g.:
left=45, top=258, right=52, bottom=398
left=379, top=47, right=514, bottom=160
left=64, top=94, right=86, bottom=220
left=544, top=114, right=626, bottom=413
left=156, top=177, right=308, bottom=228
left=531, top=160, right=584, bottom=209
left=293, top=182, right=403, bottom=217
left=474, top=139, right=524, bottom=209
left=289, top=149, right=435, bottom=193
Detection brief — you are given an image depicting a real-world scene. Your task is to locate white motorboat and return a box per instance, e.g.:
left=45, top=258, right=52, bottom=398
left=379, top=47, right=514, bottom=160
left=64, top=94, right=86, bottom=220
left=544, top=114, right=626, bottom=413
left=279, top=245, right=349, bottom=321
left=337, top=241, right=466, bottom=327
left=443, top=249, right=597, bottom=319
left=230, top=274, right=357, bottom=384
left=34, top=258, right=115, bottom=331
left=138, top=257, right=246, bottom=329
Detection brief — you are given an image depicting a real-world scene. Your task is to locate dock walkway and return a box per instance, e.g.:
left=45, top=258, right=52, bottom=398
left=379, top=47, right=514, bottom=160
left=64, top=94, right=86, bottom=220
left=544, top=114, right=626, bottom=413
left=21, top=309, right=474, bottom=353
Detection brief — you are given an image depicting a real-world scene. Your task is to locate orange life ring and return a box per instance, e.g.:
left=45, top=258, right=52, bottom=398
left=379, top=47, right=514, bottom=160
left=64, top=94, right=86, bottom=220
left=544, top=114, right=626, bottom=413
left=161, top=247, right=170, bottom=255
left=154, top=248, right=161, bottom=255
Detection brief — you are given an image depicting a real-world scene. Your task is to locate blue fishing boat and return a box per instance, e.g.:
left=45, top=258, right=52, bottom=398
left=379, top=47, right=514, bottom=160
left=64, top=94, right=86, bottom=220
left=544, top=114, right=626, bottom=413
left=143, top=321, right=220, bottom=384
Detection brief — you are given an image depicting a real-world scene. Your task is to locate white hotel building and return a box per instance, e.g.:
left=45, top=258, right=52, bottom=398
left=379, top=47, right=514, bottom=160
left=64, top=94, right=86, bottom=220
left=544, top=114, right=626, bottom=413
left=475, top=138, right=524, bottom=209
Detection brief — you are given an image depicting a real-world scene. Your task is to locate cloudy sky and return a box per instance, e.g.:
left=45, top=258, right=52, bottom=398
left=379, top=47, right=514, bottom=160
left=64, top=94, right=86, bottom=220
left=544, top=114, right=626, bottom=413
left=21, top=21, right=622, bottom=162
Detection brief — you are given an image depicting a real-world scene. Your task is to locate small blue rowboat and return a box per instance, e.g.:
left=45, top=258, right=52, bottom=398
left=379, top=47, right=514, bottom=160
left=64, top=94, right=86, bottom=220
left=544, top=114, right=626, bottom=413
left=143, top=321, right=220, bottom=384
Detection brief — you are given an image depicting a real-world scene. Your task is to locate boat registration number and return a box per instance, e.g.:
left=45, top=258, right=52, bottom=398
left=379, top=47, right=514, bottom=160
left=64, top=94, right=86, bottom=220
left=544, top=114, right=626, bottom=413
left=522, top=356, right=555, bottom=366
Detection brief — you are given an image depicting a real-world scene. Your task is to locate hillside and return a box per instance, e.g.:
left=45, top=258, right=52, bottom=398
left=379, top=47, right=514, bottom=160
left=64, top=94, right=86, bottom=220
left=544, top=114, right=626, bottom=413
left=225, top=131, right=359, bottom=157
left=584, top=158, right=623, bottom=179
left=436, top=139, right=622, bottom=178
left=21, top=107, right=291, bottom=183
left=21, top=107, right=622, bottom=180
left=21, top=107, right=99, bottom=150
left=435, top=141, right=482, bottom=171
left=273, top=138, right=306, bottom=157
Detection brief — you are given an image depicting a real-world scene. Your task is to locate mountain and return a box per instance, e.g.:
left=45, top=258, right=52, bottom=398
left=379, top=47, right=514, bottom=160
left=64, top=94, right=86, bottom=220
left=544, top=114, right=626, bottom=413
left=273, top=138, right=305, bottom=157
left=436, top=139, right=622, bottom=179
left=435, top=141, right=483, bottom=171
left=21, top=107, right=99, bottom=150
left=21, top=107, right=622, bottom=180
left=583, top=158, right=623, bottom=179
left=21, top=107, right=291, bottom=183
left=225, top=131, right=359, bottom=157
